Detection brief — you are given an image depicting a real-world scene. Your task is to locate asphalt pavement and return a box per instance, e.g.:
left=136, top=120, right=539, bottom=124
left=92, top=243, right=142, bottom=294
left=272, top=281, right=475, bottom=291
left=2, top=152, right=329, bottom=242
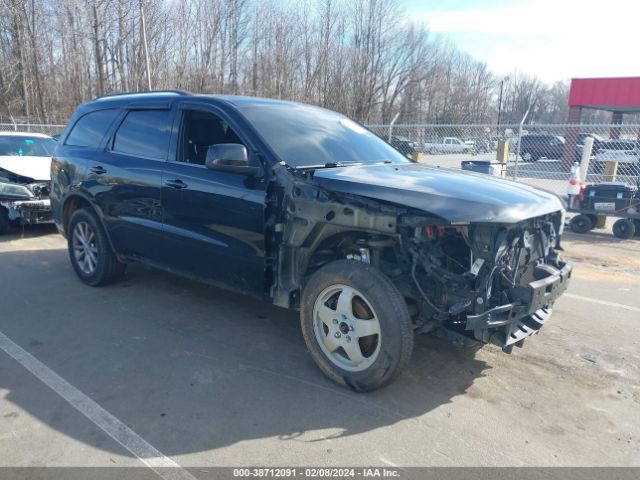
left=0, top=225, right=639, bottom=473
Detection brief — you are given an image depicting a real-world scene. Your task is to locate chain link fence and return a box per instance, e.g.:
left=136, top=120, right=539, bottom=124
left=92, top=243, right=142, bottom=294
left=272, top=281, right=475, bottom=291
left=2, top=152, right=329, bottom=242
left=2, top=120, right=639, bottom=197
left=367, top=123, right=640, bottom=196
left=0, top=122, right=66, bottom=137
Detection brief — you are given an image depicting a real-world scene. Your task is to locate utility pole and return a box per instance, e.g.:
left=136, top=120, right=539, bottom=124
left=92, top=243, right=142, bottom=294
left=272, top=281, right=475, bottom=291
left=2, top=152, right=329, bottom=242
left=496, top=76, right=510, bottom=134
left=140, top=0, right=152, bottom=91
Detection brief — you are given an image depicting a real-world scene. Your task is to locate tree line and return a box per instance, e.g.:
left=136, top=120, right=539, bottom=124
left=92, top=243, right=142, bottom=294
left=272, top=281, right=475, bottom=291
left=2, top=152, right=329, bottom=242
left=1, top=0, right=579, bottom=126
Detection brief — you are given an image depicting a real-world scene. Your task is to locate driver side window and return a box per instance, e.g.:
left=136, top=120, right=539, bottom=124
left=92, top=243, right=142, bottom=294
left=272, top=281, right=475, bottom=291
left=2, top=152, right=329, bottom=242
left=177, top=110, right=245, bottom=165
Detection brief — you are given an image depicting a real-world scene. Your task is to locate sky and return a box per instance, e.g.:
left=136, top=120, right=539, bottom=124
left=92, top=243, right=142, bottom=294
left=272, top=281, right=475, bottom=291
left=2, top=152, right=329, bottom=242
left=402, top=0, right=639, bottom=83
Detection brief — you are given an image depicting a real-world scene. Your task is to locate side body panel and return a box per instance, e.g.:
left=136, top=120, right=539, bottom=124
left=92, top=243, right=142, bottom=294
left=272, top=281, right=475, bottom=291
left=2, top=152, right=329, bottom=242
left=160, top=103, right=268, bottom=297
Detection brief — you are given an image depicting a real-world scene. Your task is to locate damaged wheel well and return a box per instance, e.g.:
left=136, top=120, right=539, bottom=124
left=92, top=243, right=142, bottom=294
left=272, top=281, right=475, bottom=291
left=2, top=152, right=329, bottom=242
left=274, top=226, right=405, bottom=310
left=304, top=230, right=401, bottom=279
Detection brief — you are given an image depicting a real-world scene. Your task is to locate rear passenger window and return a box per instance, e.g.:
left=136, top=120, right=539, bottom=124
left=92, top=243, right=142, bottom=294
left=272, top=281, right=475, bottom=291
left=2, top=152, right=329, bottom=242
left=65, top=109, right=119, bottom=147
left=112, top=110, right=172, bottom=160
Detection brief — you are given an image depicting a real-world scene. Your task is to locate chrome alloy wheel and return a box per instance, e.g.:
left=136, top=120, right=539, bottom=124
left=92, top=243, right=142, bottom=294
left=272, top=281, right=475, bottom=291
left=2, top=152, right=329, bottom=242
left=72, top=221, right=98, bottom=275
left=312, top=284, right=382, bottom=372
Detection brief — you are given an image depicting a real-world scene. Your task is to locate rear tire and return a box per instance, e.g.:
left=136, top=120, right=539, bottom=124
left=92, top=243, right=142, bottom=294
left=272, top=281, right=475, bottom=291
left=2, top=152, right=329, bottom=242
left=569, top=214, right=593, bottom=234
left=0, top=207, right=11, bottom=235
left=300, top=260, right=413, bottom=392
left=612, top=218, right=635, bottom=239
left=67, top=208, right=126, bottom=286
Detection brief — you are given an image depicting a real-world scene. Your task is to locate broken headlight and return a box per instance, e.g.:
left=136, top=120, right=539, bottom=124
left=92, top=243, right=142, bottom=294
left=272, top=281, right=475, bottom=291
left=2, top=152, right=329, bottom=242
left=0, top=181, right=34, bottom=200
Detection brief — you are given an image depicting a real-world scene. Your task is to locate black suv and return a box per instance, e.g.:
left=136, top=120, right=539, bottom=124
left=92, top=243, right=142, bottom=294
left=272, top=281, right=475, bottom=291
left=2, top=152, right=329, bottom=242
left=52, top=91, right=571, bottom=391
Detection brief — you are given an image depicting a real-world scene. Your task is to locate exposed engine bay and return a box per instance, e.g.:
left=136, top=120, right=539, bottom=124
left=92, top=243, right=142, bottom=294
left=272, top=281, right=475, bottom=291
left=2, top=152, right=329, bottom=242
left=269, top=163, right=572, bottom=352
left=400, top=213, right=570, bottom=350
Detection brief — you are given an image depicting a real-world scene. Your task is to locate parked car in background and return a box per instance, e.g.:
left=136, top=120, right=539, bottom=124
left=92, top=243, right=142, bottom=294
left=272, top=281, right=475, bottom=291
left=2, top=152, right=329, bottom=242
left=576, top=133, right=607, bottom=152
left=594, top=146, right=640, bottom=175
left=576, top=133, right=638, bottom=153
left=51, top=91, right=571, bottom=391
left=519, top=134, right=565, bottom=162
left=0, top=132, right=55, bottom=234
left=423, top=137, right=471, bottom=154
left=389, top=135, right=418, bottom=159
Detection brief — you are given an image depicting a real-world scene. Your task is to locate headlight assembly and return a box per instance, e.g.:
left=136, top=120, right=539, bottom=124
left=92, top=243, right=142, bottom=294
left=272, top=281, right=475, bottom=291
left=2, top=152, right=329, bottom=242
left=0, top=182, right=34, bottom=200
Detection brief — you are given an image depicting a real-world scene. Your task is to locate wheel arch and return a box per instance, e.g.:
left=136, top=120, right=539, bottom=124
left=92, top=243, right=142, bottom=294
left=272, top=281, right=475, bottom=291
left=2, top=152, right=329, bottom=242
left=62, top=193, right=117, bottom=252
left=274, top=223, right=402, bottom=309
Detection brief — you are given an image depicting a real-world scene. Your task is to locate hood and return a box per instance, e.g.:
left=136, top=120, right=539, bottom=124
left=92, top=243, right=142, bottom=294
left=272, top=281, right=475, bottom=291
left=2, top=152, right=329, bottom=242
left=313, top=163, right=564, bottom=224
left=0, top=155, right=52, bottom=181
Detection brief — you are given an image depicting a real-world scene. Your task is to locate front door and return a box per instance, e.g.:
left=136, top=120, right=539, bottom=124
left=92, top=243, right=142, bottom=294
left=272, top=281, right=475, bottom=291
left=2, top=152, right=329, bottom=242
left=161, top=106, right=267, bottom=297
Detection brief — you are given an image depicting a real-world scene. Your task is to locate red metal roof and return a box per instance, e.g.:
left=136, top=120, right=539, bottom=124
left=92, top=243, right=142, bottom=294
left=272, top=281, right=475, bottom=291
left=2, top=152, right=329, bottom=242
left=569, top=77, right=640, bottom=111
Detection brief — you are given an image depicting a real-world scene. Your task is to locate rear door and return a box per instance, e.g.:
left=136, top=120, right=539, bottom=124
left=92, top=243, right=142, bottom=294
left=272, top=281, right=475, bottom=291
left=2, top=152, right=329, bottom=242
left=87, top=105, right=175, bottom=262
left=161, top=103, right=267, bottom=297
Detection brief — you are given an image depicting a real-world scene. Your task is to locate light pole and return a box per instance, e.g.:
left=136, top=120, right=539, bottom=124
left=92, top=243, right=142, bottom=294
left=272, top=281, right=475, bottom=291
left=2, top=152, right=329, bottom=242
left=496, top=76, right=510, bottom=134
left=140, top=0, right=152, bottom=91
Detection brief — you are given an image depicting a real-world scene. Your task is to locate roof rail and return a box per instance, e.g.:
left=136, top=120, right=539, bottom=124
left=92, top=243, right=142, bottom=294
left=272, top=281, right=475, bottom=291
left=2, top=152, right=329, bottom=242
left=93, top=90, right=192, bottom=101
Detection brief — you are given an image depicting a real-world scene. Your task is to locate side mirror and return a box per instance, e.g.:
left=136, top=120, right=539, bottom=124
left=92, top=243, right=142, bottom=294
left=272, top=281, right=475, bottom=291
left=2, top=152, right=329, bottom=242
left=205, top=143, right=260, bottom=176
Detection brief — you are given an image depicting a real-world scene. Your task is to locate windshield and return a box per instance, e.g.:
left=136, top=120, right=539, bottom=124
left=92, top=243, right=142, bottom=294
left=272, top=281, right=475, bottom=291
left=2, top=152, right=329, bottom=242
left=237, top=103, right=411, bottom=168
left=0, top=135, right=56, bottom=157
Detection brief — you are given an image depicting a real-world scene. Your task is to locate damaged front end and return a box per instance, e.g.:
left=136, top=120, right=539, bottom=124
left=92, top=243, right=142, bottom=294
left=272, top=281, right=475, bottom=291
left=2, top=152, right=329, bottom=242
left=269, top=162, right=571, bottom=354
left=0, top=169, right=52, bottom=227
left=401, top=212, right=571, bottom=351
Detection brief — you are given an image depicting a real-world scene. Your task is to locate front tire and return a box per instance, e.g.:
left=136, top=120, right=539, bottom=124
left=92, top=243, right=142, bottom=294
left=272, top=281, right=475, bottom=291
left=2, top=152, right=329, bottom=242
left=300, top=260, right=413, bottom=392
left=67, top=208, right=126, bottom=286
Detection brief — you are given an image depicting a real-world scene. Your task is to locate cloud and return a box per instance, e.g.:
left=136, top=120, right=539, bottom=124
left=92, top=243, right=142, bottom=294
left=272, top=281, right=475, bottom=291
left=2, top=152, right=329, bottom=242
left=410, top=0, right=640, bottom=82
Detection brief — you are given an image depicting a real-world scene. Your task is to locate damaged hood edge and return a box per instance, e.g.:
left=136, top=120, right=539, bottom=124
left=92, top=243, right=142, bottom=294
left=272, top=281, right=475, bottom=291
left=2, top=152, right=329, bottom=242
left=312, top=163, right=564, bottom=224
left=0, top=155, right=52, bottom=182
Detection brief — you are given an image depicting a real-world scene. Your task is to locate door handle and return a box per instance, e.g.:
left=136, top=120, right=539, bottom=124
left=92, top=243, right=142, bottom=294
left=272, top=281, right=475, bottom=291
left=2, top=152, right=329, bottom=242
left=165, top=179, right=188, bottom=189
left=90, top=166, right=107, bottom=175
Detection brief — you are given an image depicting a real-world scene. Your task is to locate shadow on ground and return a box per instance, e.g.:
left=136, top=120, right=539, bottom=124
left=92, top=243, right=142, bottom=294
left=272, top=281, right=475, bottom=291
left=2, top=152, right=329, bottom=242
left=0, top=245, right=488, bottom=458
left=0, top=223, right=58, bottom=242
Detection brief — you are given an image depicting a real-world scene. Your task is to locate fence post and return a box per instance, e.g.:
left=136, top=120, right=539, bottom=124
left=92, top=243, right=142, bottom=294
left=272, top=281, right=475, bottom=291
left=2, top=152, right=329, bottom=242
left=512, top=107, right=530, bottom=181
left=603, top=161, right=618, bottom=182
left=388, top=112, right=400, bottom=143
left=579, top=136, right=594, bottom=183
left=496, top=140, right=509, bottom=177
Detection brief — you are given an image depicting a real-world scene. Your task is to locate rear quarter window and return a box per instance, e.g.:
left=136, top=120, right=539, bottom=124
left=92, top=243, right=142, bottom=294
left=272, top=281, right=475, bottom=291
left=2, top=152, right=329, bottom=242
left=111, top=110, right=172, bottom=160
left=65, top=109, right=119, bottom=147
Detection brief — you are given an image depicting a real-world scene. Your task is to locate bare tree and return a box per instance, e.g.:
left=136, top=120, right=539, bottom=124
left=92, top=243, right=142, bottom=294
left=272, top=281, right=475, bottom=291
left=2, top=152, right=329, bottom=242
left=0, top=0, right=573, bottom=125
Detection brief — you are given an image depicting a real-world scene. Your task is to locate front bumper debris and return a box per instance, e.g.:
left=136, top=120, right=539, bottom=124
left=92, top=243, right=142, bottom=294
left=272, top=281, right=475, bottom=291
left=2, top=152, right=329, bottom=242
left=465, top=260, right=572, bottom=346
left=1, top=198, right=52, bottom=224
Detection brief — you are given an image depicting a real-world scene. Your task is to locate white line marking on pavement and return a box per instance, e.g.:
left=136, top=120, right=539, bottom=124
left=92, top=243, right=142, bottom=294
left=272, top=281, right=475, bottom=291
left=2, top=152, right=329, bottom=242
left=563, top=293, right=640, bottom=313
left=0, top=331, right=197, bottom=480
